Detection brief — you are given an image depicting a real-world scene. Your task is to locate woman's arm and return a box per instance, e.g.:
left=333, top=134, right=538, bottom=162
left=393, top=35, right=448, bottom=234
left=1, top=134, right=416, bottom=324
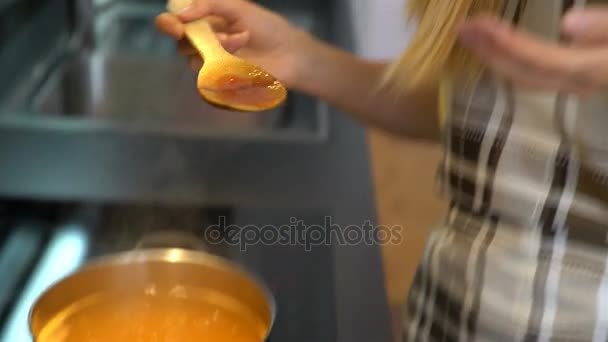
left=155, top=0, right=440, bottom=141
left=295, top=38, right=440, bottom=141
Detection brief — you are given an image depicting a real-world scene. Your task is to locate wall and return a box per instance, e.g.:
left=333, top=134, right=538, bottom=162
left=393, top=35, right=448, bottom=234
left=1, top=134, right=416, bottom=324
left=349, top=0, right=415, bottom=60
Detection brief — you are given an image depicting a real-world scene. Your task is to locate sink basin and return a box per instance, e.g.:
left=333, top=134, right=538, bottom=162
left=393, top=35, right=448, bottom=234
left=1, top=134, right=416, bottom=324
left=1, top=0, right=329, bottom=140
left=0, top=0, right=342, bottom=203
left=32, top=53, right=287, bottom=131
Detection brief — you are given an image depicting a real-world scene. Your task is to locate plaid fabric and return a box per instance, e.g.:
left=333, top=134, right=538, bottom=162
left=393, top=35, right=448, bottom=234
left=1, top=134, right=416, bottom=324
left=401, top=0, right=608, bottom=341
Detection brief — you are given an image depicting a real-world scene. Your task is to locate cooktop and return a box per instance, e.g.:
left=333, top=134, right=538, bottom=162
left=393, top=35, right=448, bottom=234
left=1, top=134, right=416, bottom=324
left=0, top=202, right=337, bottom=341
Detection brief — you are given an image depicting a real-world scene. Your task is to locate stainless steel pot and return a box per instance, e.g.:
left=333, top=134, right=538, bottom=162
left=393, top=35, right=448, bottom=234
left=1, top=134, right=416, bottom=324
left=28, top=231, right=276, bottom=341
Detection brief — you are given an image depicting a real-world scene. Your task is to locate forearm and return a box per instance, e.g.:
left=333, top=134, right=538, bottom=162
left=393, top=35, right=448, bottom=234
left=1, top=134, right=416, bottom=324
left=293, top=37, right=440, bottom=141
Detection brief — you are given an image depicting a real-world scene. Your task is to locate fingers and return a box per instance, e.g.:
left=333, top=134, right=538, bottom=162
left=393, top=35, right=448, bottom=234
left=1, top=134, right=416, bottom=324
left=155, top=13, right=184, bottom=39
left=188, top=56, right=204, bottom=71
left=460, top=17, right=581, bottom=77
left=562, top=5, right=608, bottom=45
left=176, top=30, right=250, bottom=57
left=458, top=16, right=608, bottom=93
left=217, top=31, right=250, bottom=54
left=177, top=39, right=197, bottom=55
left=206, top=15, right=229, bottom=32
left=176, top=0, right=246, bottom=24
left=158, top=0, right=254, bottom=74
left=159, top=6, right=250, bottom=58
left=156, top=11, right=231, bottom=39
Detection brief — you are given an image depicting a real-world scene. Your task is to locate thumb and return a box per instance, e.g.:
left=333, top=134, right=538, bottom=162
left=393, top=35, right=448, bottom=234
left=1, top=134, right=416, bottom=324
left=173, top=0, right=242, bottom=23
left=562, top=6, right=608, bottom=45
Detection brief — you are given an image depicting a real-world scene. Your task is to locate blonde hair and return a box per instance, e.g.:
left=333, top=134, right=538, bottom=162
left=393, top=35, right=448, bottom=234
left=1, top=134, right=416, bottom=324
left=382, top=0, right=504, bottom=93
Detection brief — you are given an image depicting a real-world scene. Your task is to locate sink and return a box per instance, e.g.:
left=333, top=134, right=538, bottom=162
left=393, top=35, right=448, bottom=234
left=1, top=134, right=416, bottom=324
left=32, top=53, right=287, bottom=131
left=0, top=0, right=330, bottom=140
left=0, top=0, right=341, bottom=203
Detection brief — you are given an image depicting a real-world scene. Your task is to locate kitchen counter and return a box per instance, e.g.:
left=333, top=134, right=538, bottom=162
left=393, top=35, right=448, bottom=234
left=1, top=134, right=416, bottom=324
left=0, top=0, right=394, bottom=341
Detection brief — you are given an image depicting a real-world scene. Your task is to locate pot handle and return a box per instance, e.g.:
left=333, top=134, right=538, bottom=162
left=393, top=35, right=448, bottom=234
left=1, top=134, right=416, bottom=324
left=134, top=230, right=208, bottom=250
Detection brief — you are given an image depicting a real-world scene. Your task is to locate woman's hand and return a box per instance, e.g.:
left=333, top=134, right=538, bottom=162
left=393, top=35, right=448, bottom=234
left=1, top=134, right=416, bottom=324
left=458, top=5, right=608, bottom=95
left=155, top=0, right=315, bottom=88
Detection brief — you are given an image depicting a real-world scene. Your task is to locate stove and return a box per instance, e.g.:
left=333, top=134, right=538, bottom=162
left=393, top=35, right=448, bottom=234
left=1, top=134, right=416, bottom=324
left=0, top=200, right=338, bottom=341
left=252, top=228, right=337, bottom=341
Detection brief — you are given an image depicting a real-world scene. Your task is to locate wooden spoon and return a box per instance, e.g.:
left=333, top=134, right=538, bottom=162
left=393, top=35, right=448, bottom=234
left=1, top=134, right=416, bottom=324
left=167, top=0, right=287, bottom=112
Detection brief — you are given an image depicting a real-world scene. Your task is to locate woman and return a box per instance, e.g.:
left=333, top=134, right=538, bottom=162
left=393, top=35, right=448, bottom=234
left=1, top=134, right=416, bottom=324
left=156, top=1, right=608, bottom=340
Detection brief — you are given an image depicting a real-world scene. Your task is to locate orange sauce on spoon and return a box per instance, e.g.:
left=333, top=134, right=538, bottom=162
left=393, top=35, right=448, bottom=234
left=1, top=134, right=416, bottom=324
left=199, top=66, right=286, bottom=112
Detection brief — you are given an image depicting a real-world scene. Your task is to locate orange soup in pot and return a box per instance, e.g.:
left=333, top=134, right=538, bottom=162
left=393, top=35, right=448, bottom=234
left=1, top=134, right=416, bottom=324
left=35, top=285, right=265, bottom=342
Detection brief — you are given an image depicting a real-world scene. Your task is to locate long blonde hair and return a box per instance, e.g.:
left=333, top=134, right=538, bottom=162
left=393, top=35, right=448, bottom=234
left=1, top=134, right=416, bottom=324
left=382, top=0, right=504, bottom=93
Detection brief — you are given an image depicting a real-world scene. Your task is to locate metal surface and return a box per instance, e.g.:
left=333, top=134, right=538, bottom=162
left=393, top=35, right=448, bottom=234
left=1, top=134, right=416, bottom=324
left=29, top=247, right=276, bottom=341
left=33, top=53, right=285, bottom=130
left=91, top=205, right=340, bottom=342
left=0, top=224, right=45, bottom=316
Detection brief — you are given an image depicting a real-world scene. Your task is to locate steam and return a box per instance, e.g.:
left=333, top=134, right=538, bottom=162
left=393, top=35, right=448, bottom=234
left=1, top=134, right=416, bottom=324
left=96, top=203, right=222, bottom=253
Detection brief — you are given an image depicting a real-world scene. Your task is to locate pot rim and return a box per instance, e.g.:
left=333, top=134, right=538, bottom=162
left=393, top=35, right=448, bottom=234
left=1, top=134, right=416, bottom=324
left=27, top=247, right=277, bottom=340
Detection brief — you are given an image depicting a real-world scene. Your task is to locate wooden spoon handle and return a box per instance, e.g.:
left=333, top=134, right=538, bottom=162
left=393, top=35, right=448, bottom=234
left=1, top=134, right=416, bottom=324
left=182, top=19, right=226, bottom=62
